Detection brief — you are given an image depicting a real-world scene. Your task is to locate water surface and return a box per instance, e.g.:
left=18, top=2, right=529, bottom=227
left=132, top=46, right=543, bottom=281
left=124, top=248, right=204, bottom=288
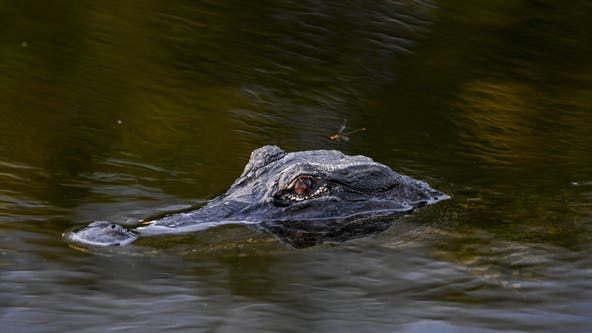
left=1, top=1, right=592, bottom=332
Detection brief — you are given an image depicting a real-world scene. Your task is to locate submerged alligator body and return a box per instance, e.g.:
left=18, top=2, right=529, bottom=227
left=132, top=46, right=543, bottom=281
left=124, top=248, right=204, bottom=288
left=64, top=146, right=449, bottom=248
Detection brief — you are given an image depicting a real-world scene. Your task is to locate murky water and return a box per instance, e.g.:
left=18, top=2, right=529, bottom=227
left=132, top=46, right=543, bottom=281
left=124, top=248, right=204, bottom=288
left=1, top=1, right=592, bottom=332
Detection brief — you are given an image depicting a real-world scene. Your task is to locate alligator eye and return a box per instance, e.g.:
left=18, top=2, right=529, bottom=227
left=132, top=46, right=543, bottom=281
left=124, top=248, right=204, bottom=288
left=274, top=175, right=328, bottom=206
left=293, top=176, right=316, bottom=196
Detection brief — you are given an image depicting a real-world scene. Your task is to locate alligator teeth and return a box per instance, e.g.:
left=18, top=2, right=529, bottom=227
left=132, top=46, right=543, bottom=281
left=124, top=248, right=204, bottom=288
left=281, top=186, right=328, bottom=202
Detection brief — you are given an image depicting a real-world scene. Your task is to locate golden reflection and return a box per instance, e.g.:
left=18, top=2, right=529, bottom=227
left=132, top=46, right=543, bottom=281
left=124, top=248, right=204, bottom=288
left=457, top=81, right=536, bottom=165
left=455, top=79, right=592, bottom=168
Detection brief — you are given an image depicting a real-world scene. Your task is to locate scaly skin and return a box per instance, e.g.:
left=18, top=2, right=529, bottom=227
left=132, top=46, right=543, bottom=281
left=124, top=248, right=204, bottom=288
left=64, top=146, right=449, bottom=248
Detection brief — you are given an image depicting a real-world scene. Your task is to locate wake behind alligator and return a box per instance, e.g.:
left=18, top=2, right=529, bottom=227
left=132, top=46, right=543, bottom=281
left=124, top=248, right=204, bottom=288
left=64, top=146, right=449, bottom=249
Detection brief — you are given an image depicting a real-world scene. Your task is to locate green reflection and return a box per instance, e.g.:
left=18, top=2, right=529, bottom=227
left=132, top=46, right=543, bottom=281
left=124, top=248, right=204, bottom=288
left=1, top=1, right=592, bottom=331
left=0, top=0, right=591, bottom=255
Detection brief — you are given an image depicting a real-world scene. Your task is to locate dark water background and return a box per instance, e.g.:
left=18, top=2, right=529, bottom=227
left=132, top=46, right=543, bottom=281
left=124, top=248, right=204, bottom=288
left=1, top=1, right=592, bottom=332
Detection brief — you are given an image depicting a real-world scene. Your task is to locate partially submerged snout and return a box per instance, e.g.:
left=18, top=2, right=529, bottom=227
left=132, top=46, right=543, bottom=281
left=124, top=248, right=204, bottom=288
left=63, top=221, right=138, bottom=247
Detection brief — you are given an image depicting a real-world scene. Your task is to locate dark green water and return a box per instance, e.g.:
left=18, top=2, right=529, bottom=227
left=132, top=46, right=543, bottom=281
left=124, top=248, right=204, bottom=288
left=1, top=1, right=592, bottom=332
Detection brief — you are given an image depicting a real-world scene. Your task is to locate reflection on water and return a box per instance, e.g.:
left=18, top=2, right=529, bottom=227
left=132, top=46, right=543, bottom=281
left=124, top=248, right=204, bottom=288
left=1, top=0, right=592, bottom=332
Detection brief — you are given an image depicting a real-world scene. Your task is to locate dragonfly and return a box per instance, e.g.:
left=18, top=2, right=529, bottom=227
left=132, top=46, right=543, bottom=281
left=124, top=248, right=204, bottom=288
left=330, top=119, right=366, bottom=142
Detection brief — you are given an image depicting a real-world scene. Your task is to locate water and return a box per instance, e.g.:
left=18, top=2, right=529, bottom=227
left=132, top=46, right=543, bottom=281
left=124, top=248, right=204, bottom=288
left=1, top=0, right=592, bottom=332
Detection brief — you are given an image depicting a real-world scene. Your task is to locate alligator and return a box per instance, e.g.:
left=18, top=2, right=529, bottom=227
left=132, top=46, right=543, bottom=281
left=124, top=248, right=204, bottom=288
left=64, top=145, right=449, bottom=249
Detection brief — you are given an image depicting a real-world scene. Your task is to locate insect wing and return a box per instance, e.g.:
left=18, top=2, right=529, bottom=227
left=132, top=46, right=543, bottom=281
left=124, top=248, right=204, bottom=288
left=337, top=119, right=347, bottom=135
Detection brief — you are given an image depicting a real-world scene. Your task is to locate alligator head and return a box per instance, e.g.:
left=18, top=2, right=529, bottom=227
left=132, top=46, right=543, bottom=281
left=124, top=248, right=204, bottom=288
left=64, top=146, right=449, bottom=249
